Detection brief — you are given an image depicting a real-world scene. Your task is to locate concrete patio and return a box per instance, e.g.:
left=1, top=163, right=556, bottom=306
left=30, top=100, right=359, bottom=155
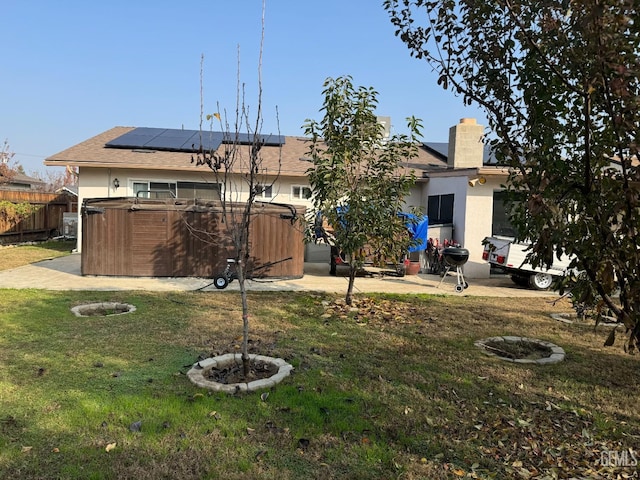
left=0, top=254, right=559, bottom=297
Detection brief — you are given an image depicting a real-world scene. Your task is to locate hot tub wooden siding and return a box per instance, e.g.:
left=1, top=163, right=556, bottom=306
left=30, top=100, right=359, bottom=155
left=81, top=198, right=305, bottom=278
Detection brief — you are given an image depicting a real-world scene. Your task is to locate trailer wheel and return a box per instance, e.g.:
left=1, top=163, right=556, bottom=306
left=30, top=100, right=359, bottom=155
left=529, top=272, right=553, bottom=290
left=214, top=275, right=229, bottom=290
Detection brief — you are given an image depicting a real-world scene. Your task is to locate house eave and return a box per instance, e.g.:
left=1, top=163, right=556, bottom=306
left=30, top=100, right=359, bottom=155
left=478, top=166, right=511, bottom=176
left=420, top=165, right=511, bottom=179
left=44, top=160, right=308, bottom=177
left=422, top=167, right=480, bottom=179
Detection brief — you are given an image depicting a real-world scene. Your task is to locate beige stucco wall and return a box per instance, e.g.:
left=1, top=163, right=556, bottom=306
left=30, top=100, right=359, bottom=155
left=76, top=168, right=114, bottom=251
left=425, top=175, right=468, bottom=244
left=420, top=173, right=497, bottom=279
left=404, top=186, right=424, bottom=213
left=462, top=178, right=495, bottom=278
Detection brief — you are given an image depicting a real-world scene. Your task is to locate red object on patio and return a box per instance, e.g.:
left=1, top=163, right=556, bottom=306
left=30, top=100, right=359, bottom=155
left=404, top=259, right=421, bottom=275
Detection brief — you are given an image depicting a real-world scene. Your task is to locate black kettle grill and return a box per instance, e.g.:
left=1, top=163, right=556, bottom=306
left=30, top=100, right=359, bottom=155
left=439, top=246, right=470, bottom=293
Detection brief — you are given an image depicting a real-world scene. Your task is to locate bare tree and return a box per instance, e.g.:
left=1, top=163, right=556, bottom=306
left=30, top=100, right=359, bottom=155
left=191, top=1, right=282, bottom=377
left=0, top=139, right=17, bottom=185
left=31, top=166, right=79, bottom=192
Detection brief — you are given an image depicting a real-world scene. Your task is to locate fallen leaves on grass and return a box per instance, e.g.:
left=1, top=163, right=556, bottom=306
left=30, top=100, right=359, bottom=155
left=317, top=296, right=639, bottom=477
left=433, top=394, right=639, bottom=478
left=205, top=359, right=279, bottom=384
left=321, top=297, right=426, bottom=325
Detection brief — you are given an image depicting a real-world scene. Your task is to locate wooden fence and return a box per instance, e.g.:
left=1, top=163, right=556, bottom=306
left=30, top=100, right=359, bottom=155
left=81, top=197, right=305, bottom=278
left=0, top=190, right=77, bottom=244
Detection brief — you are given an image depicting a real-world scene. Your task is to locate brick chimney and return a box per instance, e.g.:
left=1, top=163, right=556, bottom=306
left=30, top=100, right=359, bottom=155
left=377, top=116, right=391, bottom=140
left=447, top=118, right=484, bottom=169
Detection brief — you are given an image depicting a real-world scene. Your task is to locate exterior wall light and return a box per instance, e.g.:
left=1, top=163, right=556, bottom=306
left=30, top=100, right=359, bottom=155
left=468, top=176, right=486, bottom=187
left=113, top=178, right=120, bottom=190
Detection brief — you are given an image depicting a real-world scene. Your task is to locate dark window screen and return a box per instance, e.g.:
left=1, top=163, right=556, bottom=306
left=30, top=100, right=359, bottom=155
left=177, top=181, right=220, bottom=200
left=427, top=194, right=454, bottom=224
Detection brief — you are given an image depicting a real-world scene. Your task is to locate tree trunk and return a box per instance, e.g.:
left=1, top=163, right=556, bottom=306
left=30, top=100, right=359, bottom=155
left=237, top=259, right=251, bottom=377
left=346, top=265, right=357, bottom=306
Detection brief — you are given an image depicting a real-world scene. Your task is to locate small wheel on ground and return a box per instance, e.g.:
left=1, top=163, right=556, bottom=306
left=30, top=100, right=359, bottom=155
left=455, top=284, right=464, bottom=293
left=463, top=282, right=469, bottom=289
left=529, top=272, right=554, bottom=290
left=214, top=275, right=229, bottom=290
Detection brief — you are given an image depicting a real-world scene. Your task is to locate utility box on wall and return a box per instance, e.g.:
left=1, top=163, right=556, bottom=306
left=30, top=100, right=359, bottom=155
left=62, top=212, right=78, bottom=238
left=81, top=197, right=305, bottom=278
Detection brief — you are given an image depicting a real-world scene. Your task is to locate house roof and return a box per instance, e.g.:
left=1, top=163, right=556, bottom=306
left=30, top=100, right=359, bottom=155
left=44, top=126, right=449, bottom=177
left=57, top=185, right=78, bottom=196
left=423, top=141, right=497, bottom=165
left=0, top=171, right=45, bottom=188
left=609, top=154, right=639, bottom=168
left=422, top=142, right=448, bottom=160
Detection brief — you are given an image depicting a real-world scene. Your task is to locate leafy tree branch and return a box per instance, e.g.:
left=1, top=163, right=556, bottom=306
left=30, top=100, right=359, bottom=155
left=385, top=0, right=640, bottom=350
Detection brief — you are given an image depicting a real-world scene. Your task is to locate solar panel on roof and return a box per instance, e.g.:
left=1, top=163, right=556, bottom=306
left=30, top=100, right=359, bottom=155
left=105, top=128, right=284, bottom=153
left=423, top=142, right=449, bottom=159
left=106, top=128, right=224, bottom=152
left=233, top=133, right=286, bottom=146
left=204, top=132, right=284, bottom=146
left=106, top=128, right=167, bottom=148
left=143, top=129, right=197, bottom=150
left=263, top=134, right=286, bottom=146
left=194, top=131, right=225, bottom=152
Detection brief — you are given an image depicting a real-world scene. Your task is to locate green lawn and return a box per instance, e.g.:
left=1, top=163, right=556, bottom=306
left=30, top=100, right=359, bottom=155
left=0, top=289, right=638, bottom=479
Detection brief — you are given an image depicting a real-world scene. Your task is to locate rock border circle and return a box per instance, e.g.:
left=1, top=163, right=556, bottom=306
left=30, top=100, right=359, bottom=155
left=187, top=353, right=294, bottom=394
left=474, top=336, right=565, bottom=365
left=550, top=312, right=619, bottom=327
left=71, top=302, right=137, bottom=317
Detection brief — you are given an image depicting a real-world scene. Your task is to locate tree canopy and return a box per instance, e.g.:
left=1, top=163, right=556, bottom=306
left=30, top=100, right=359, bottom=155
left=304, top=76, right=422, bottom=305
left=385, top=0, right=640, bottom=350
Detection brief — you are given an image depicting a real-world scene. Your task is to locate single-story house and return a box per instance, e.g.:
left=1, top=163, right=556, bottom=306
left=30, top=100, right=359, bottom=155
left=44, top=118, right=509, bottom=278
left=0, top=171, right=46, bottom=190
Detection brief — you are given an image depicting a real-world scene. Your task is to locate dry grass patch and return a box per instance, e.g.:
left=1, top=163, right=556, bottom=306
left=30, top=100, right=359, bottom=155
left=0, top=240, right=75, bottom=271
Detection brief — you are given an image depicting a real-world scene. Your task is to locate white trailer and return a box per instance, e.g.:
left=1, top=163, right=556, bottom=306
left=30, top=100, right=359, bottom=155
left=482, top=236, right=573, bottom=290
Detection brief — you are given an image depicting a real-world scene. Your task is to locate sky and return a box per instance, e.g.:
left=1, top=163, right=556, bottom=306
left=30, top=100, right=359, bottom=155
left=1, top=0, right=486, bottom=176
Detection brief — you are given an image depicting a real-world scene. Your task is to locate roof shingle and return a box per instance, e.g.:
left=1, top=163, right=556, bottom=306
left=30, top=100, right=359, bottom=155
left=45, top=126, right=447, bottom=177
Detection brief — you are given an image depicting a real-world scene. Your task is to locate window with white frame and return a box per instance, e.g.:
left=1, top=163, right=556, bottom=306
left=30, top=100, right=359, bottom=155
left=255, top=184, right=273, bottom=199
left=133, top=182, right=148, bottom=197
left=133, top=181, right=176, bottom=198
left=132, top=181, right=220, bottom=200
left=292, top=185, right=312, bottom=200
left=177, top=181, right=220, bottom=200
